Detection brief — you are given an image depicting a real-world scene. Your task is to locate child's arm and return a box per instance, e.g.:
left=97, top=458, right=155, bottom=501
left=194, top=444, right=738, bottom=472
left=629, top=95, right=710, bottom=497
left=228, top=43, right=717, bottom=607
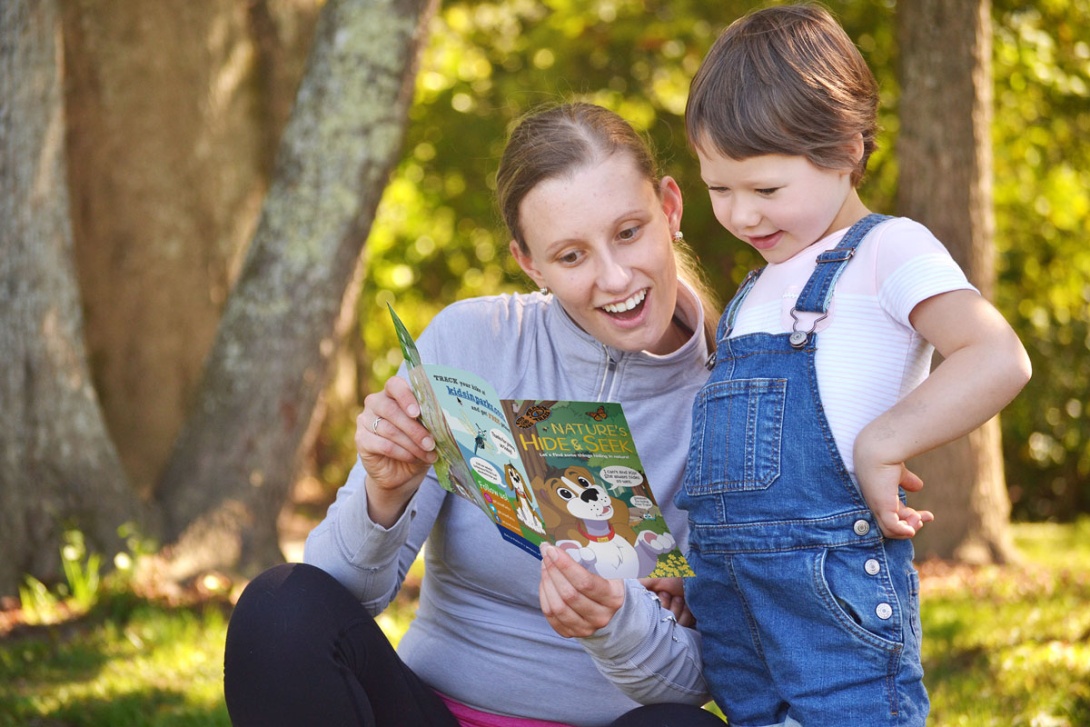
left=853, top=289, right=1032, bottom=538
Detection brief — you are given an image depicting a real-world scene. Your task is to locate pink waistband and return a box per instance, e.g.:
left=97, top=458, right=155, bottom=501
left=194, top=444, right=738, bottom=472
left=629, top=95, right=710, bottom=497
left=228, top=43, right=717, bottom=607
left=437, top=692, right=575, bottom=727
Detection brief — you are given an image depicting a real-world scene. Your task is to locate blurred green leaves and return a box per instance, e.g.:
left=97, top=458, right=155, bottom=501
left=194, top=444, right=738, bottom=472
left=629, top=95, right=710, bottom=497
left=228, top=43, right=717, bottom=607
left=359, top=0, right=1089, bottom=520
left=992, top=0, right=1090, bottom=518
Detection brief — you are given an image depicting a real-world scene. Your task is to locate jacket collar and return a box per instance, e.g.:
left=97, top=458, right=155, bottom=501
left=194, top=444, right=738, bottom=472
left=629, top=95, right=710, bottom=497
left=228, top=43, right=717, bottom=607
left=542, top=282, right=710, bottom=401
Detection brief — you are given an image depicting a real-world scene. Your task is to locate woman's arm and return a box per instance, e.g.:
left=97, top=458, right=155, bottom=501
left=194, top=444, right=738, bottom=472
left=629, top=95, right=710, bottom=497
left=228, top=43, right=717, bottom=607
left=538, top=544, right=709, bottom=704
left=304, top=374, right=444, bottom=611
left=854, top=289, right=1032, bottom=538
left=303, top=459, right=443, bottom=613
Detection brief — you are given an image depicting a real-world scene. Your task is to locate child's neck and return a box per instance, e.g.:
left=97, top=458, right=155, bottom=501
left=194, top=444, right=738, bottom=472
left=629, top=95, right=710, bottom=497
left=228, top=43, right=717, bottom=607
left=827, top=190, right=871, bottom=235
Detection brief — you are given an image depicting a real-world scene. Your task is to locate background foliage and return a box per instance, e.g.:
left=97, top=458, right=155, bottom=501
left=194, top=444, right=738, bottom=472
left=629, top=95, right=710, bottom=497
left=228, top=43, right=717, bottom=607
left=331, top=0, right=1090, bottom=521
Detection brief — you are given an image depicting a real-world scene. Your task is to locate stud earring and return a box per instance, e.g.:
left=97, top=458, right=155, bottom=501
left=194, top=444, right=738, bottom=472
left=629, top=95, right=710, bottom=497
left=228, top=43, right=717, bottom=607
left=672, top=230, right=684, bottom=243
left=539, top=287, right=550, bottom=296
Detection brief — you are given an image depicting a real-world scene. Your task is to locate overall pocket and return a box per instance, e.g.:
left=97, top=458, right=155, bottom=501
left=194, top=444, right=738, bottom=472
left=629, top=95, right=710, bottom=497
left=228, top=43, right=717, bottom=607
left=684, top=377, right=786, bottom=494
left=815, top=544, right=904, bottom=652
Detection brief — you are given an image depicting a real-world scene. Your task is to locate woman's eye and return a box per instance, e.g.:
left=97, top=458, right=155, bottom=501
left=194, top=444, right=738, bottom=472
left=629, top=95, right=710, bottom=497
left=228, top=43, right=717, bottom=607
left=618, top=225, right=640, bottom=241
left=558, top=250, right=581, bottom=264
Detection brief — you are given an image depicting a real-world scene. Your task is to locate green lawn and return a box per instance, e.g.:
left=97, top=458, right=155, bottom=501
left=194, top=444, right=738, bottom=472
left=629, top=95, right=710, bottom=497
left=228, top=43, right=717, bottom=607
left=1, top=520, right=1088, bottom=726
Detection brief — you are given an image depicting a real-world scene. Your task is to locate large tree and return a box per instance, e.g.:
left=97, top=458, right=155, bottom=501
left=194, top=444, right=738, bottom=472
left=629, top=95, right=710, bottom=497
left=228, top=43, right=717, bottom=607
left=0, top=0, right=435, bottom=596
left=62, top=0, right=320, bottom=499
left=0, top=0, right=145, bottom=591
left=153, top=0, right=437, bottom=582
left=896, top=0, right=1017, bottom=563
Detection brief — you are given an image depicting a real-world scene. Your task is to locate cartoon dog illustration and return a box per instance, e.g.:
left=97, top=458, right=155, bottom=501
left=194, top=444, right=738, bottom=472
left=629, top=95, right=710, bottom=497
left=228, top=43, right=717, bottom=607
left=506, top=463, right=546, bottom=535
left=534, top=465, right=675, bottom=578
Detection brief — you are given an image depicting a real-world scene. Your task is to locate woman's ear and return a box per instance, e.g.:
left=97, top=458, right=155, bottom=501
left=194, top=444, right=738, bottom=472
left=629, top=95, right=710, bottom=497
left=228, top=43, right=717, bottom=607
left=509, top=239, right=546, bottom=289
left=659, top=176, right=684, bottom=233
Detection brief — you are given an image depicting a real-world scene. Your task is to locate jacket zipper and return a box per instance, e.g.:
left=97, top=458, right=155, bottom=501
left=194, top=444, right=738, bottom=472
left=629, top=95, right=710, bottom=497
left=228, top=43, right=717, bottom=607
left=596, top=347, right=619, bottom=401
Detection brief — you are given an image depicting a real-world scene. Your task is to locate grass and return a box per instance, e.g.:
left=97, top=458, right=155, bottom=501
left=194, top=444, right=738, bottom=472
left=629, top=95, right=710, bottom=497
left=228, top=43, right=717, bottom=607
left=919, top=519, right=1090, bottom=726
left=0, top=590, right=231, bottom=726
left=1, top=521, right=1087, bottom=726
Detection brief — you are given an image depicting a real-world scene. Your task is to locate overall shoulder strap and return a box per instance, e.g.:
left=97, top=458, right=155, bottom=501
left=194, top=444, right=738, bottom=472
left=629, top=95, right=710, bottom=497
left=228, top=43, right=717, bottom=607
left=793, top=213, right=892, bottom=314
left=717, top=267, right=764, bottom=341
left=787, top=213, right=892, bottom=349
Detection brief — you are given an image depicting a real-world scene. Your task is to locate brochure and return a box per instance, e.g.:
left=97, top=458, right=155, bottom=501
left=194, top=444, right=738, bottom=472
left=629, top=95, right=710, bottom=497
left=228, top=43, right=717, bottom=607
left=390, top=305, right=693, bottom=579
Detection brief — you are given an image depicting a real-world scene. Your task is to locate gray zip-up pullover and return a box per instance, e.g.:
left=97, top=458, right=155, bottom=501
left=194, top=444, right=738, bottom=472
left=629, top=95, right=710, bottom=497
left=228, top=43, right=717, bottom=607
left=305, top=286, right=712, bottom=725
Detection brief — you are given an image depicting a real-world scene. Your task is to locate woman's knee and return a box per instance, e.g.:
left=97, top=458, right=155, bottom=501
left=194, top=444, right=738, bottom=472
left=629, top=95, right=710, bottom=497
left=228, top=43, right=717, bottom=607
left=225, top=563, right=357, bottom=665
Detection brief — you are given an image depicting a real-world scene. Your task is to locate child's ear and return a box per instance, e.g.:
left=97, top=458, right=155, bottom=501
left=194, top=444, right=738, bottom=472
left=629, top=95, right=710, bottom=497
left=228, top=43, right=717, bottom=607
left=848, top=132, right=865, bottom=166
left=509, top=239, right=546, bottom=289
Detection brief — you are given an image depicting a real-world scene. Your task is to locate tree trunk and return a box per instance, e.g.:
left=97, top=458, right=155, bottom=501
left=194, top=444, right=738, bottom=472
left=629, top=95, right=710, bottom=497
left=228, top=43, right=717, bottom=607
left=896, top=0, right=1017, bottom=563
left=152, top=0, right=437, bottom=583
left=0, top=0, right=146, bottom=596
left=62, top=0, right=320, bottom=499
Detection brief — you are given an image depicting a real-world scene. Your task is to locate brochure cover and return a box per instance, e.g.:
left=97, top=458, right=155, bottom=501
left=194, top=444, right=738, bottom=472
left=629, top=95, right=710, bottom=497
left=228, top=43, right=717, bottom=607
left=390, top=304, right=692, bottom=579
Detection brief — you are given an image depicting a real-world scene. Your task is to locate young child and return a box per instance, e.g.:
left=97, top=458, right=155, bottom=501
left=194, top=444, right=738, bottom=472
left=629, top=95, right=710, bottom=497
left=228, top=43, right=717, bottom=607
left=676, top=4, right=1031, bottom=726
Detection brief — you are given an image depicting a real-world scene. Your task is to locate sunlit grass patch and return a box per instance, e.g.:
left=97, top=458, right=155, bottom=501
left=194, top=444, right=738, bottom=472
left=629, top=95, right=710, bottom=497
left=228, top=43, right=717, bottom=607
left=920, top=518, right=1090, bottom=727
left=0, top=586, right=231, bottom=727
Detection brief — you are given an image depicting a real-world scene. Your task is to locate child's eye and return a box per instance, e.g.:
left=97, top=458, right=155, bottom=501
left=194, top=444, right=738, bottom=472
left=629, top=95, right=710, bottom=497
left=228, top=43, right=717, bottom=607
left=756, top=187, right=779, bottom=196
left=707, top=185, right=729, bottom=194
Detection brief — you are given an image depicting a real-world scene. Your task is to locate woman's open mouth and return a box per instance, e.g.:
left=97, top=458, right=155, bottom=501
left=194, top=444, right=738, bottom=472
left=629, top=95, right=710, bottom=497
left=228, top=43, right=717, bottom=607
left=601, top=289, right=647, bottom=320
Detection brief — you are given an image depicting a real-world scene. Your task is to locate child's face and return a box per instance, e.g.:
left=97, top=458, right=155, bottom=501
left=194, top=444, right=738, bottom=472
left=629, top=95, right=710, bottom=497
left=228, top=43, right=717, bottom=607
left=510, top=153, right=684, bottom=355
left=696, top=148, right=857, bottom=264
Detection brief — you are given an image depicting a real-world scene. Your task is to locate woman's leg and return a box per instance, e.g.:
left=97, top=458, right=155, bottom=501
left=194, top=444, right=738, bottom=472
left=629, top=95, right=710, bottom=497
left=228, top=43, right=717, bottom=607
left=608, top=703, right=726, bottom=727
left=223, top=562, right=458, bottom=727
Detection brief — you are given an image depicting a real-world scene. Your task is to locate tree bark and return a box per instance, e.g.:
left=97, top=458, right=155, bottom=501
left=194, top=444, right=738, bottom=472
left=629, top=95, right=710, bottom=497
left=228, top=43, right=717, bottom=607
left=0, top=0, right=146, bottom=596
left=896, top=0, right=1017, bottom=563
left=62, top=0, right=319, bottom=499
left=152, top=0, right=437, bottom=582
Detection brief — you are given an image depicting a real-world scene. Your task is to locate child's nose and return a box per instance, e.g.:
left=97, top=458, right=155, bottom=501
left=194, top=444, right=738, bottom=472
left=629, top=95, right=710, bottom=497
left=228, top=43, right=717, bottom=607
left=730, top=198, right=760, bottom=230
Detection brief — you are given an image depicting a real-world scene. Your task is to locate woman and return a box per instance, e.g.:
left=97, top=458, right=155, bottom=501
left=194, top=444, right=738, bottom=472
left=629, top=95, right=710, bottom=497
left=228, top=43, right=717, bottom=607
left=223, top=103, right=724, bottom=727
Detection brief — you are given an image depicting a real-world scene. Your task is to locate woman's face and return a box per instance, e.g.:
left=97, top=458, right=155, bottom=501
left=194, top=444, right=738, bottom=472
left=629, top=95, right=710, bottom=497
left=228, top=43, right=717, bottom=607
left=510, top=153, right=684, bottom=355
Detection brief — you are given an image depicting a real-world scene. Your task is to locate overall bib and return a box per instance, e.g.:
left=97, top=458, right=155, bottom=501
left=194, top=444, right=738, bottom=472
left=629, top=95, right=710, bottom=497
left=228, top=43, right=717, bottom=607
left=677, top=215, right=928, bottom=727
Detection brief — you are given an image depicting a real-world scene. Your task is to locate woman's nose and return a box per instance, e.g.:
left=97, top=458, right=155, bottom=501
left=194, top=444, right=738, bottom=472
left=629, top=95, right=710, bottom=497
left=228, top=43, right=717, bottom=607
left=597, top=253, right=633, bottom=292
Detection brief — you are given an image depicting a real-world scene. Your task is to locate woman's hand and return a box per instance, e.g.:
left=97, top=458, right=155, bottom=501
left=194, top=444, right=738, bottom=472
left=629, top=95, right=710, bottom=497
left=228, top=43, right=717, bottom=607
left=356, top=376, right=438, bottom=527
left=639, top=577, right=695, bottom=627
left=539, top=543, right=625, bottom=638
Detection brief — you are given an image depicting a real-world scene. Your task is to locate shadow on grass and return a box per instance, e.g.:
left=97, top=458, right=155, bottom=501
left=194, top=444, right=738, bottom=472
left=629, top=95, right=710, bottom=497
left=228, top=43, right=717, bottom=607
left=1, top=688, right=229, bottom=727
left=1, top=585, right=232, bottom=727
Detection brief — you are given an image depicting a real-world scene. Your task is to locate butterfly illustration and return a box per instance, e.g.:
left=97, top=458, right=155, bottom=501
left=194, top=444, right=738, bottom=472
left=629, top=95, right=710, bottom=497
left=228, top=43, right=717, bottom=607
left=586, top=405, right=608, bottom=422
left=515, top=404, right=552, bottom=429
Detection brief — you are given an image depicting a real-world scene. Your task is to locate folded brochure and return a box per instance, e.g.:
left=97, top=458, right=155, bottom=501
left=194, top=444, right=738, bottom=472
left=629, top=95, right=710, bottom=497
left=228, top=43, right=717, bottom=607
left=390, top=304, right=692, bottom=579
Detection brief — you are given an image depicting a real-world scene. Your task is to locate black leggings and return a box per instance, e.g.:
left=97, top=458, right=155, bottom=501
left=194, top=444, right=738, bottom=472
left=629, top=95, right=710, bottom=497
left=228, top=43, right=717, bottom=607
left=223, top=563, right=723, bottom=727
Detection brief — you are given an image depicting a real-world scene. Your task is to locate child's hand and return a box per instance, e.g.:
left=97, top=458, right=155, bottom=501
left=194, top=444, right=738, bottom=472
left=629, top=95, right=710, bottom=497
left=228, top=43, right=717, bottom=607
left=639, top=577, right=695, bottom=627
left=855, top=459, right=934, bottom=539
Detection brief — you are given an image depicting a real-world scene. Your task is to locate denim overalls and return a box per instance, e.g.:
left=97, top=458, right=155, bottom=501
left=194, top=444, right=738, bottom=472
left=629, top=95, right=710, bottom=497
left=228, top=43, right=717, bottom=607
left=677, top=215, right=928, bottom=727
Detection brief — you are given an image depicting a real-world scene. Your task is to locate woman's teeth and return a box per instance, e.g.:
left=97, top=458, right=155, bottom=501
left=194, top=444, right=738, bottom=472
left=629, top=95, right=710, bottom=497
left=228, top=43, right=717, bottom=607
left=603, top=289, right=646, bottom=313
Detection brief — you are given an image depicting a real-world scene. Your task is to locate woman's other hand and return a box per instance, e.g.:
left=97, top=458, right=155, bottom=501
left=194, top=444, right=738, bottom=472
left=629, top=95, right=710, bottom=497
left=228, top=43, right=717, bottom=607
left=539, top=543, right=626, bottom=638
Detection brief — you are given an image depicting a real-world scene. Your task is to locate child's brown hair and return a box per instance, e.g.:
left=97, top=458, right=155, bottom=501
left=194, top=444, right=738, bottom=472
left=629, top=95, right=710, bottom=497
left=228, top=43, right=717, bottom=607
left=686, top=3, right=879, bottom=187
